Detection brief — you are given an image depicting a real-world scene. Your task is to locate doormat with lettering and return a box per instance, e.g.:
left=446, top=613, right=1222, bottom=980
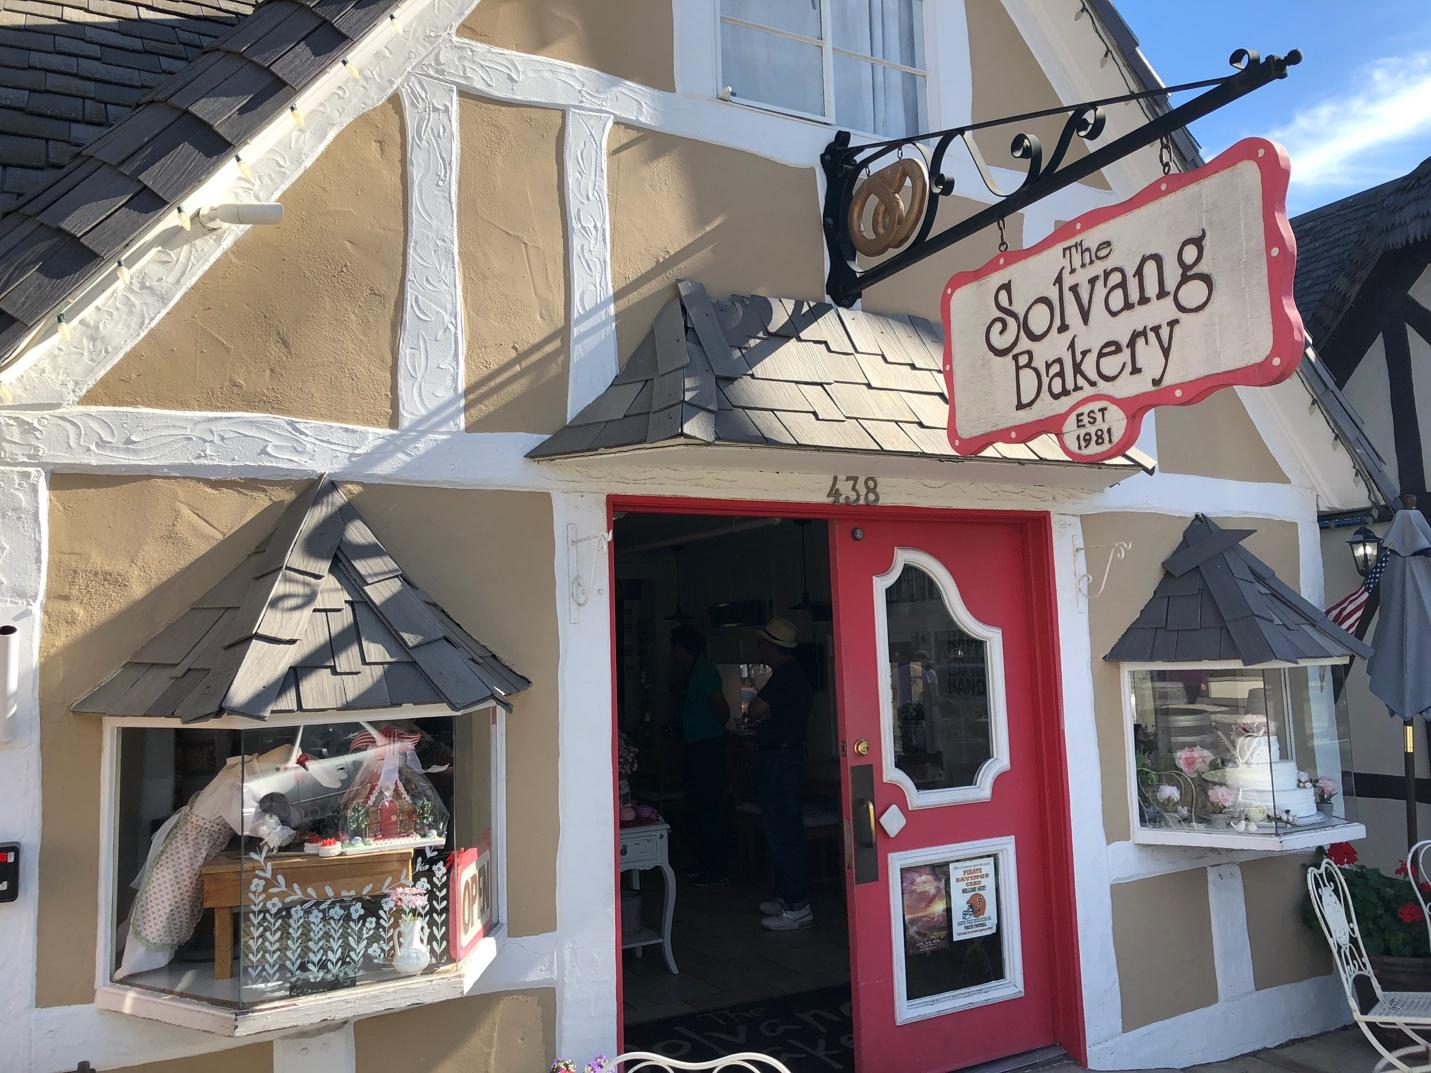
left=624, top=985, right=854, bottom=1071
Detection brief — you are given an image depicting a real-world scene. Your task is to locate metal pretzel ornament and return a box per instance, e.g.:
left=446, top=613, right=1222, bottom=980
left=847, top=156, right=928, bottom=257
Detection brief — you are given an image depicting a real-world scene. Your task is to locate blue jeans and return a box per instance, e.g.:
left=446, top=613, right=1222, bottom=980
left=758, top=748, right=808, bottom=909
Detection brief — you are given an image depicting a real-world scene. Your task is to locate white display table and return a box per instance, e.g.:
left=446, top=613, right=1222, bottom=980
left=619, top=821, right=678, bottom=975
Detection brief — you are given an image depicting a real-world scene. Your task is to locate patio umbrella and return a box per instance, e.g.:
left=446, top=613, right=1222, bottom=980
left=1367, top=496, right=1431, bottom=848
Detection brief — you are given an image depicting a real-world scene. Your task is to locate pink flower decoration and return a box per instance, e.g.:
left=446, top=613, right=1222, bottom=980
left=1175, top=745, right=1214, bottom=777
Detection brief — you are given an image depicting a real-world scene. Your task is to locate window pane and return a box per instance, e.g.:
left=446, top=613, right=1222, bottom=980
left=112, top=715, right=497, bottom=1012
left=720, top=20, right=825, bottom=117
left=885, top=563, right=991, bottom=793
left=832, top=0, right=925, bottom=67
left=901, top=856, right=1004, bottom=1002
left=834, top=55, right=926, bottom=137
left=720, top=0, right=822, bottom=39
left=1128, top=667, right=1355, bottom=836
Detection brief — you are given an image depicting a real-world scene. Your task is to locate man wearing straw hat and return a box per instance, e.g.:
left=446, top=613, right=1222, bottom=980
left=747, top=617, right=815, bottom=931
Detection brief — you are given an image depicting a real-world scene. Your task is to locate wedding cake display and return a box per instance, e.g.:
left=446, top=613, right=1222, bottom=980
left=1210, top=712, right=1319, bottom=822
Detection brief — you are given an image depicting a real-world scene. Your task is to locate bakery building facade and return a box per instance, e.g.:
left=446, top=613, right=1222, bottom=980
left=0, top=1, right=1393, bottom=1071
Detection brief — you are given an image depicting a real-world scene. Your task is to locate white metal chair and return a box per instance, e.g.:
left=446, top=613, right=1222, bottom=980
left=1406, top=840, right=1431, bottom=950
left=1307, top=857, right=1431, bottom=1071
left=608, top=1054, right=793, bottom=1073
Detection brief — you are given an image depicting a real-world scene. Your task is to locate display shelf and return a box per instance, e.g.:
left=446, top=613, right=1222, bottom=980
left=1131, top=819, right=1365, bottom=852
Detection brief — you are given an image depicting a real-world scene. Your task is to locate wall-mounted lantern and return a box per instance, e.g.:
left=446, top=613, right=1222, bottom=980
left=1348, top=526, right=1382, bottom=578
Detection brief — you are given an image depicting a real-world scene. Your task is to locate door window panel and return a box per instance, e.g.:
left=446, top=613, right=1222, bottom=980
left=878, top=550, right=1007, bottom=806
left=891, top=839, right=1023, bottom=1022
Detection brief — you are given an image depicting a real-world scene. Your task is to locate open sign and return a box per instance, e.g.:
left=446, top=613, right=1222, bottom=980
left=449, top=836, right=492, bottom=962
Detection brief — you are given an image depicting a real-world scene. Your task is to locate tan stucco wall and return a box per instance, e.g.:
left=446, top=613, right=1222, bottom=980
left=1241, top=853, right=1330, bottom=990
left=1155, top=390, right=1289, bottom=484
left=83, top=99, right=405, bottom=427
left=38, top=476, right=302, bottom=1006
left=355, top=989, right=555, bottom=1073
left=607, top=125, right=825, bottom=360
left=861, top=196, right=1023, bottom=324
left=459, top=97, right=569, bottom=433
left=341, top=485, right=558, bottom=935
left=1112, top=870, right=1218, bottom=1030
left=966, top=1, right=1107, bottom=191
left=111, top=1043, right=274, bottom=1073
left=459, top=0, right=673, bottom=91
left=1081, top=512, right=1301, bottom=844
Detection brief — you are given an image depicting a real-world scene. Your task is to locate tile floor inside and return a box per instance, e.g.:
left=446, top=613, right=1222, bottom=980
left=623, top=873, right=851, bottom=1025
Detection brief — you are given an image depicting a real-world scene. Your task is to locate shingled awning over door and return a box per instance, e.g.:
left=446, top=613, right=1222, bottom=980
left=530, top=280, right=1156, bottom=475
left=73, top=477, right=530, bottom=721
left=1106, top=514, right=1373, bottom=666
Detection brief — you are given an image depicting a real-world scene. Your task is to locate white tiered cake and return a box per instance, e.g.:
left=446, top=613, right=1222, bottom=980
left=1222, top=732, right=1318, bottom=820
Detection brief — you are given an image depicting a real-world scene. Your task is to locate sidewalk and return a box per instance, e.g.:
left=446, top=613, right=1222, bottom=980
left=1035, top=1026, right=1381, bottom=1073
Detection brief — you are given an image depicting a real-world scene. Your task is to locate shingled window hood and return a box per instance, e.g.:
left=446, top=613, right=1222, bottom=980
left=77, top=478, right=528, bottom=1035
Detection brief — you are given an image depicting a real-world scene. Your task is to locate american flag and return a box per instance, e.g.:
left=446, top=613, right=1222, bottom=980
left=1326, top=549, right=1389, bottom=635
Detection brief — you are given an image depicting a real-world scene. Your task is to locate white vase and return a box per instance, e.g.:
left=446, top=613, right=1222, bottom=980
left=393, top=917, right=431, bottom=976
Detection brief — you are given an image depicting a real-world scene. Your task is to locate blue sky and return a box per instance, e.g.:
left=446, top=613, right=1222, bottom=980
left=1115, top=0, right=1431, bottom=215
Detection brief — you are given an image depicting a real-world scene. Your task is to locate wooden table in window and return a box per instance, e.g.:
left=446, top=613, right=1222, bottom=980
left=201, top=848, right=415, bottom=980
left=619, top=822, right=677, bottom=975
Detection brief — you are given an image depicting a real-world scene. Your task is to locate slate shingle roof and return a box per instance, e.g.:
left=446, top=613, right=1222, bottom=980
left=0, top=0, right=256, bottom=210
left=0, top=0, right=404, bottom=364
left=529, top=280, right=1156, bottom=472
left=73, top=477, right=530, bottom=721
left=1106, top=514, right=1373, bottom=665
left=1292, top=154, right=1431, bottom=349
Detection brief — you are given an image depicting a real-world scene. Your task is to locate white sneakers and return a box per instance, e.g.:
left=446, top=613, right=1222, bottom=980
left=760, top=903, right=815, bottom=931
left=757, top=898, right=784, bottom=915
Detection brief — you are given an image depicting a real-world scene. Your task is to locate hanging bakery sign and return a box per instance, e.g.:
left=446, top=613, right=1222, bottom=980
left=941, top=137, right=1303, bottom=463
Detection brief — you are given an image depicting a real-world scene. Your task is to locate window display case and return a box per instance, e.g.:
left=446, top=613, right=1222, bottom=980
left=103, top=711, right=500, bottom=1033
left=1123, top=662, right=1359, bottom=849
left=1105, top=515, right=1371, bottom=851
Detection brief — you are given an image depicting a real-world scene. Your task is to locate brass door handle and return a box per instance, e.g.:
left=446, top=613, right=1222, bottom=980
left=855, top=798, right=877, bottom=849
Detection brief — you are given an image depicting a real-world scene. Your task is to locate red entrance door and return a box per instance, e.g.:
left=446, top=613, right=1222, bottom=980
left=830, top=514, right=1079, bottom=1073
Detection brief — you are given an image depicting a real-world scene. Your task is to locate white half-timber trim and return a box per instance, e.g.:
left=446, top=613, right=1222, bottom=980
left=873, top=546, right=1008, bottom=808
left=0, top=0, right=483, bottom=408
left=1207, top=864, right=1255, bottom=1001
left=563, top=110, right=619, bottom=420
left=1086, top=973, right=1347, bottom=1070
left=397, top=74, right=466, bottom=433
left=1050, top=512, right=1122, bottom=1053
left=0, top=408, right=1331, bottom=525
left=551, top=493, right=619, bottom=1059
left=416, top=38, right=1123, bottom=223
left=0, top=469, right=44, bottom=1073
left=273, top=1022, right=355, bottom=1073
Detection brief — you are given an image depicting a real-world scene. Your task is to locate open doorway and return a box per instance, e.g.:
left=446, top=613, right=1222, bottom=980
left=614, top=509, right=853, bottom=1058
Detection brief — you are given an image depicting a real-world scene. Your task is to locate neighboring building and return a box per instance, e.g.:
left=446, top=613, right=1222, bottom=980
left=1296, top=156, right=1431, bottom=868
left=0, top=2, right=1389, bottom=1072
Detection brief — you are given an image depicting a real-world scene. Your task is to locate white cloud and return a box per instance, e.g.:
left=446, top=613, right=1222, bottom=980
left=1265, top=50, right=1431, bottom=188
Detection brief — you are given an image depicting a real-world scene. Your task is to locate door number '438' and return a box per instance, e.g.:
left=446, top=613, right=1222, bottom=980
left=827, top=475, right=880, bottom=506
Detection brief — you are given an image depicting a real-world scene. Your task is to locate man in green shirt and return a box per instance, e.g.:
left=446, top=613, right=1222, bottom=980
left=672, top=625, right=731, bottom=885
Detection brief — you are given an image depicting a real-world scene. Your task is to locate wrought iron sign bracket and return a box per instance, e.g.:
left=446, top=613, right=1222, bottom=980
left=820, top=48, right=1301, bottom=308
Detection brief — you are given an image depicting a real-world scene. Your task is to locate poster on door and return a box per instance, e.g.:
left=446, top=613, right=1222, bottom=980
left=950, top=856, right=998, bottom=940
left=900, top=865, right=951, bottom=954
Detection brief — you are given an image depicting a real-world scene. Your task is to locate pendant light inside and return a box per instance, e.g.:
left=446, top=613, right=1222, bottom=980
left=788, top=520, right=832, bottom=621
left=665, top=544, right=693, bottom=622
